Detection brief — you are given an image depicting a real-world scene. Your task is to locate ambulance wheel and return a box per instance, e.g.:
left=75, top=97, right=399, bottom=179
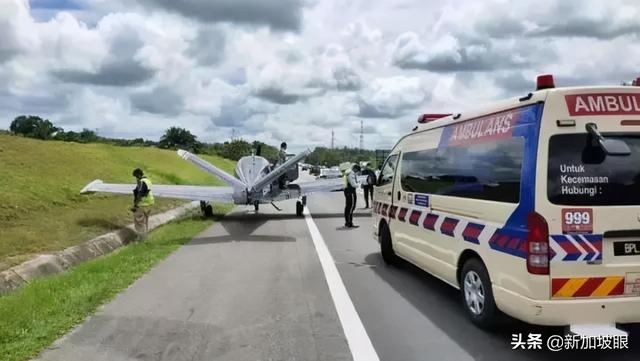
left=204, top=204, right=214, bottom=218
left=296, top=201, right=304, bottom=217
left=379, top=223, right=397, bottom=265
left=460, top=258, right=499, bottom=329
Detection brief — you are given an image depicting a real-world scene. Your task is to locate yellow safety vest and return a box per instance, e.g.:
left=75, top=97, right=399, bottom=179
left=139, top=178, right=155, bottom=207
left=343, top=170, right=354, bottom=190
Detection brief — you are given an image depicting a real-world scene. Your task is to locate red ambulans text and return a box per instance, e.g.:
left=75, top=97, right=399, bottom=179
left=565, top=93, right=640, bottom=116
left=448, top=111, right=515, bottom=146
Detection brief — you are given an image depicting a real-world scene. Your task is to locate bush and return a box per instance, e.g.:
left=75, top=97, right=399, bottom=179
left=10, top=115, right=60, bottom=140
left=158, top=127, right=200, bottom=152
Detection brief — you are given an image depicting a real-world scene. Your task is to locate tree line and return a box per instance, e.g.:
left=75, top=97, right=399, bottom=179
left=305, top=147, right=377, bottom=168
left=7, top=115, right=377, bottom=166
left=6, top=115, right=281, bottom=162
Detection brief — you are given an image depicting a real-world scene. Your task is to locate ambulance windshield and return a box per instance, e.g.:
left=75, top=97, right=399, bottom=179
left=548, top=133, right=640, bottom=205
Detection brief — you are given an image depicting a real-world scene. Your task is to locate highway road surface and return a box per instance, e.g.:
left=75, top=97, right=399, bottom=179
left=35, top=192, right=640, bottom=360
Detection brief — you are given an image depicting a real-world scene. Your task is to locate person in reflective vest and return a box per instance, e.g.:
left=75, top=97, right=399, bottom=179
left=132, top=168, right=154, bottom=238
left=343, top=164, right=361, bottom=228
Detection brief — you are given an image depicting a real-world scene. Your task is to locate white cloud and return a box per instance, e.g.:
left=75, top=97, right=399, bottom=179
left=356, top=76, right=428, bottom=118
left=0, top=0, right=40, bottom=63
left=1, top=0, right=639, bottom=154
left=137, top=0, right=306, bottom=31
left=391, top=32, right=534, bottom=72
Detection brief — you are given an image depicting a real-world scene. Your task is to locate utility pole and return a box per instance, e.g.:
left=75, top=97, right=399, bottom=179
left=331, top=129, right=335, bottom=149
left=359, top=120, right=364, bottom=151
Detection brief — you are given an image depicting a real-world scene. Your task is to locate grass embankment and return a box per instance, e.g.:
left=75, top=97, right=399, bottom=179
left=0, top=134, right=236, bottom=270
left=0, top=209, right=231, bottom=361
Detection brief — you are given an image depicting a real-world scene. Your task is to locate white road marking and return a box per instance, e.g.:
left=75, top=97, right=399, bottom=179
left=303, top=208, right=380, bottom=361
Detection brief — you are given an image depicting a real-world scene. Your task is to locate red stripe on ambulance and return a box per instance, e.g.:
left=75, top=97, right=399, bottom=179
left=423, top=213, right=438, bottom=230
left=573, top=277, right=606, bottom=297
left=565, top=93, right=640, bottom=116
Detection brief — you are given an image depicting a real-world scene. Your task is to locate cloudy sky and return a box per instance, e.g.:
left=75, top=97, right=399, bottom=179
left=1, top=0, right=639, bottom=151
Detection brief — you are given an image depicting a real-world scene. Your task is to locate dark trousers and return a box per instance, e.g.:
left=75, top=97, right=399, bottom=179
left=363, top=185, right=374, bottom=208
left=344, top=188, right=357, bottom=226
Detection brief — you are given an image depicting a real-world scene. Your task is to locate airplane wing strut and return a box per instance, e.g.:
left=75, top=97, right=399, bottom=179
left=177, top=150, right=246, bottom=190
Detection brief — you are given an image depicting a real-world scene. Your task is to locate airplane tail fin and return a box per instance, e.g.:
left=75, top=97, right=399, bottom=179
left=250, top=149, right=311, bottom=193
left=177, top=149, right=246, bottom=189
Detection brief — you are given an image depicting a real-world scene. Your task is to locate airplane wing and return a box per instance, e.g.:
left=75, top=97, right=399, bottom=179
left=177, top=150, right=246, bottom=190
left=80, top=180, right=235, bottom=203
left=250, top=149, right=312, bottom=192
left=295, top=175, right=370, bottom=195
left=296, top=178, right=343, bottom=194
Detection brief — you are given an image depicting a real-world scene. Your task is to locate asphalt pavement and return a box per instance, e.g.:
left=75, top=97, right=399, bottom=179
left=34, top=190, right=640, bottom=361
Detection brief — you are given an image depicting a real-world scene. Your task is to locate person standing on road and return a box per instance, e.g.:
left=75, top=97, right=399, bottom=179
left=277, top=142, right=288, bottom=189
left=131, top=168, right=154, bottom=239
left=343, top=164, right=361, bottom=228
left=361, top=163, right=376, bottom=209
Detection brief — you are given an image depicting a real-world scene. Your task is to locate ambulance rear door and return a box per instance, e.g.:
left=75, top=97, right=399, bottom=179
left=539, top=88, right=640, bottom=300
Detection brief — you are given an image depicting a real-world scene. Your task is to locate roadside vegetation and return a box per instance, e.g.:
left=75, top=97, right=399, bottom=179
left=8, top=115, right=280, bottom=161
left=0, top=211, right=230, bottom=361
left=306, top=146, right=379, bottom=169
left=0, top=133, right=236, bottom=270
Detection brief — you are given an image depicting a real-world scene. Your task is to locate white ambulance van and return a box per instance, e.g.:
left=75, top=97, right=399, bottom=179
left=373, top=75, right=640, bottom=330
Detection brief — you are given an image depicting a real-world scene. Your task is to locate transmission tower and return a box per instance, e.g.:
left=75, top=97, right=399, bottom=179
left=359, top=120, right=364, bottom=150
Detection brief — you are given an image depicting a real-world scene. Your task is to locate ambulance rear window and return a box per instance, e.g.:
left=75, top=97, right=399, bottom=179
left=548, top=133, right=640, bottom=205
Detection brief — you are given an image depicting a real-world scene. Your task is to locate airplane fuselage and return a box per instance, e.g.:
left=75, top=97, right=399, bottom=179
left=233, top=155, right=302, bottom=205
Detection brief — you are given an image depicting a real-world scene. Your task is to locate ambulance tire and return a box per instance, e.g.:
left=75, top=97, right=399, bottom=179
left=460, top=258, right=500, bottom=329
left=296, top=201, right=304, bottom=217
left=379, top=223, right=398, bottom=265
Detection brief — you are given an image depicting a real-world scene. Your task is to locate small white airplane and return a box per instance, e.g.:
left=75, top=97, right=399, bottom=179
left=80, top=149, right=350, bottom=216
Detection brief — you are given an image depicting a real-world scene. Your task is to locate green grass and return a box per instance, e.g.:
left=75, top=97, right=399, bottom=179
left=0, top=207, right=232, bottom=361
left=0, top=134, right=236, bottom=270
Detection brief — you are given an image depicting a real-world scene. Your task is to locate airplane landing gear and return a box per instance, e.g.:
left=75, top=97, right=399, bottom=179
left=200, top=201, right=214, bottom=218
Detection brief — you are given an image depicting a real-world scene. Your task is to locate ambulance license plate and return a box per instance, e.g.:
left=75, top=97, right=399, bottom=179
left=614, top=241, right=640, bottom=256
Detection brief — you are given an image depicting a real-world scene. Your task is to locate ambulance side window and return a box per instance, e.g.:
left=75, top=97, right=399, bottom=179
left=400, top=137, right=524, bottom=203
left=379, top=154, right=399, bottom=186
